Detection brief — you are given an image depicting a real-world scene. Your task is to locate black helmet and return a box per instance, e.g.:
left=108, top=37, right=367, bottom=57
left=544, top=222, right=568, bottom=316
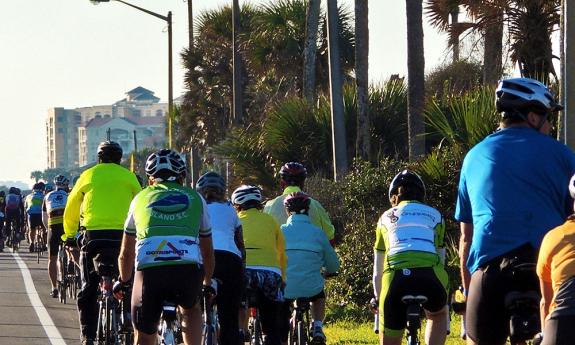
left=8, top=187, right=17, bottom=194
left=496, top=78, right=563, bottom=117
left=283, top=192, right=311, bottom=214
left=97, top=141, right=123, bottom=163
left=0, top=191, right=5, bottom=197
left=196, top=172, right=226, bottom=193
left=145, top=149, right=187, bottom=181
left=33, top=181, right=46, bottom=192
left=388, top=170, right=426, bottom=201
left=279, top=162, right=307, bottom=184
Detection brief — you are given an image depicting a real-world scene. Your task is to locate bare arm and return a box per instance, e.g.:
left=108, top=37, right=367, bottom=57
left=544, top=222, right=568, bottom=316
left=200, top=236, right=215, bottom=285
left=459, top=222, right=473, bottom=292
left=539, top=278, right=553, bottom=330
left=234, top=225, right=246, bottom=268
left=118, top=233, right=136, bottom=283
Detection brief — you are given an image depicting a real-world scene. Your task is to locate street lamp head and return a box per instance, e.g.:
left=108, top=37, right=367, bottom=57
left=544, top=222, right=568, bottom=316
left=90, top=0, right=110, bottom=4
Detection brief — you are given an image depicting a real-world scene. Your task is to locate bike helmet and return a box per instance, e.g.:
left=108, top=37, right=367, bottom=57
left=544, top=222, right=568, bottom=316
left=0, top=191, right=5, bottom=197
left=283, top=191, right=311, bottom=214
left=53, top=175, right=69, bottom=188
left=33, top=181, right=46, bottom=191
left=8, top=187, right=17, bottom=194
left=279, top=162, right=307, bottom=180
left=97, top=141, right=123, bottom=163
left=231, top=185, right=262, bottom=206
left=196, top=172, right=226, bottom=193
left=569, top=174, right=575, bottom=200
left=388, top=170, right=426, bottom=201
left=496, top=78, right=563, bottom=116
left=44, top=183, right=54, bottom=193
left=145, top=149, right=187, bottom=181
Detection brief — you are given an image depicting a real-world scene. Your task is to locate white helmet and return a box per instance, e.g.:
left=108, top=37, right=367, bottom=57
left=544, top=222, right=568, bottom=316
left=145, top=149, right=186, bottom=181
left=569, top=174, right=575, bottom=200
left=231, top=185, right=262, bottom=206
left=496, top=78, right=563, bottom=116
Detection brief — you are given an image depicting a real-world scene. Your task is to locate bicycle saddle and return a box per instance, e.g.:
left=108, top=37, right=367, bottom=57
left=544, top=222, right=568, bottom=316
left=401, top=295, right=428, bottom=305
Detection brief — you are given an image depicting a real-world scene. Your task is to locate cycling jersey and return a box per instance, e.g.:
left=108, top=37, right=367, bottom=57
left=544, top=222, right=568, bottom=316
left=206, top=201, right=242, bottom=258
left=239, top=208, right=287, bottom=280
left=124, top=182, right=211, bottom=270
left=63, top=163, right=141, bottom=239
left=25, top=191, right=44, bottom=215
left=456, top=127, right=575, bottom=273
left=537, top=217, right=575, bottom=317
left=43, top=189, right=67, bottom=226
left=5, top=193, right=21, bottom=211
left=374, top=201, right=445, bottom=270
left=281, top=214, right=339, bottom=299
left=264, top=186, right=335, bottom=241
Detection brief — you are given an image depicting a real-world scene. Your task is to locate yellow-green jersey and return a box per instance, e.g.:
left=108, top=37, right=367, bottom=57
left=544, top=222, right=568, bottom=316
left=62, top=163, right=141, bottom=240
left=239, top=208, right=287, bottom=280
left=263, top=185, right=335, bottom=241
left=374, top=200, right=445, bottom=270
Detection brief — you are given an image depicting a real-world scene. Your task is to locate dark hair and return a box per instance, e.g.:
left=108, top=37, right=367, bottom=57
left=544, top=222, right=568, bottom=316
left=234, top=199, right=262, bottom=211
left=201, top=186, right=226, bottom=203
left=395, top=187, right=425, bottom=203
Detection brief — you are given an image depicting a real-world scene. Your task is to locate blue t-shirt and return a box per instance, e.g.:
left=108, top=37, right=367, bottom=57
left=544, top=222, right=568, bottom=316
left=455, top=127, right=575, bottom=273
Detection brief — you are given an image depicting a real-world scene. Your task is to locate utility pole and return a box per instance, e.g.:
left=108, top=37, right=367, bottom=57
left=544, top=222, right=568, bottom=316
left=232, top=0, right=243, bottom=124
left=327, top=0, right=348, bottom=180
left=564, top=0, right=575, bottom=148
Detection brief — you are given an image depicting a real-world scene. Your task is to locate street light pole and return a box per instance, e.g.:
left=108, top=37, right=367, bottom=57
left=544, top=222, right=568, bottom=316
left=91, top=0, right=174, bottom=148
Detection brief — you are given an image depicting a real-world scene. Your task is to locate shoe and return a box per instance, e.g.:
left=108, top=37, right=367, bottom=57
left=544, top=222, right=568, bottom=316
left=311, top=325, right=326, bottom=344
left=50, top=289, right=58, bottom=298
left=81, top=339, right=95, bottom=345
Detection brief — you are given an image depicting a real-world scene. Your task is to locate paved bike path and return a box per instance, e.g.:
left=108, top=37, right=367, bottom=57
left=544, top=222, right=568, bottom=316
left=0, top=249, right=80, bottom=344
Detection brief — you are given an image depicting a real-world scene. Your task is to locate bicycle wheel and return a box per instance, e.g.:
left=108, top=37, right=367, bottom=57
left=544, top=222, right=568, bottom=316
left=250, top=317, right=263, bottom=345
left=97, top=301, right=106, bottom=344
left=297, top=320, right=307, bottom=345
left=160, top=320, right=176, bottom=345
left=11, top=224, right=18, bottom=253
left=58, top=250, right=67, bottom=304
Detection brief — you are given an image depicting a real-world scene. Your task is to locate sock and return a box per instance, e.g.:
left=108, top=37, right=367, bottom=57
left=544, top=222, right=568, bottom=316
left=313, top=320, right=323, bottom=328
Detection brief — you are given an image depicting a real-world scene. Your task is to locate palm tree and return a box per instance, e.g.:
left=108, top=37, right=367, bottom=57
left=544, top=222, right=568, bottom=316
left=303, top=0, right=321, bottom=103
left=425, top=0, right=471, bottom=63
left=30, top=171, right=43, bottom=183
left=406, top=0, right=426, bottom=159
left=355, top=0, right=370, bottom=160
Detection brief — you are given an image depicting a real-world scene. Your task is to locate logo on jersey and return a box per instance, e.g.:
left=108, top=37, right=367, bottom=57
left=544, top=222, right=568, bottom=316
left=146, top=240, right=189, bottom=261
left=387, top=210, right=399, bottom=223
left=147, top=192, right=190, bottom=214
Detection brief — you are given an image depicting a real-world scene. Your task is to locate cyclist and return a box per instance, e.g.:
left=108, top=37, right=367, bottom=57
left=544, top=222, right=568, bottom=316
left=62, top=140, right=141, bottom=345
left=118, top=149, right=214, bottom=345
left=455, top=78, right=575, bottom=345
left=372, top=170, right=448, bottom=345
left=196, top=171, right=246, bottom=345
left=535, top=173, right=575, bottom=345
left=4, top=187, right=24, bottom=248
left=25, top=182, right=45, bottom=252
left=264, top=162, right=335, bottom=244
left=0, top=190, right=5, bottom=251
left=279, top=192, right=339, bottom=344
left=232, top=184, right=287, bottom=345
left=42, top=175, right=69, bottom=298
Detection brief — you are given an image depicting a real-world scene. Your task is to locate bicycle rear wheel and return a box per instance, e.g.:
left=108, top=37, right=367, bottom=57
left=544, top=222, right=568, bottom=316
left=297, top=320, right=307, bottom=345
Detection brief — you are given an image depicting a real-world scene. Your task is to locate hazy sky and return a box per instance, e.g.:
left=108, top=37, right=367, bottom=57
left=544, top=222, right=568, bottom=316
left=0, top=0, right=448, bottom=185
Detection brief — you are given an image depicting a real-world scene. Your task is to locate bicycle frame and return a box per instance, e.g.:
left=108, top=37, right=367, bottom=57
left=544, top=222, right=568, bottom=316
left=202, top=293, right=219, bottom=345
left=158, top=301, right=181, bottom=345
left=289, top=298, right=311, bottom=345
left=402, top=295, right=428, bottom=345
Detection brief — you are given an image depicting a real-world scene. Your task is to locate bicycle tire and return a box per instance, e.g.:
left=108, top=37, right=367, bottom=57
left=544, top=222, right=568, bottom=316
left=161, top=321, right=176, bottom=345
left=251, top=317, right=263, bottom=345
left=297, top=320, right=307, bottom=345
left=11, top=224, right=18, bottom=253
left=59, top=250, right=67, bottom=304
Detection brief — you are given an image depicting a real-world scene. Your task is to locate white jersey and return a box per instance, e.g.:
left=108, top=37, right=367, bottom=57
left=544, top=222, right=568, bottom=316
left=43, top=189, right=68, bottom=225
left=207, top=201, right=242, bottom=258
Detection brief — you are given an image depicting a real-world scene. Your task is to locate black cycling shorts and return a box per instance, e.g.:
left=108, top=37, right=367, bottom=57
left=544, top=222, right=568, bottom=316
left=466, top=245, right=539, bottom=344
left=542, top=315, right=575, bottom=345
left=379, top=266, right=448, bottom=336
left=131, top=264, right=203, bottom=335
left=28, top=214, right=43, bottom=229
left=48, top=224, right=64, bottom=256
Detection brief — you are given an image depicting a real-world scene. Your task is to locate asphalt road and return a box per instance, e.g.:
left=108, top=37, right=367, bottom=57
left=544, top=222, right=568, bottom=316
left=0, top=247, right=80, bottom=345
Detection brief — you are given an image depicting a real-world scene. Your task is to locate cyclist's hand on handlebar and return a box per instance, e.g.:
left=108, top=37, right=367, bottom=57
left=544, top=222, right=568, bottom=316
left=64, top=237, right=76, bottom=248
left=369, top=297, right=378, bottom=314
left=322, top=271, right=339, bottom=279
left=203, top=279, right=218, bottom=298
left=533, top=332, right=543, bottom=345
left=113, top=279, right=131, bottom=300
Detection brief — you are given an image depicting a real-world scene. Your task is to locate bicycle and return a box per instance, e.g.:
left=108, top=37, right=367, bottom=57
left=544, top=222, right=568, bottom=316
left=57, top=243, right=69, bottom=304
left=287, top=298, right=312, bottom=345
left=402, top=295, right=428, bottom=345
left=93, top=250, right=133, bottom=345
left=34, top=225, right=47, bottom=264
left=201, top=283, right=219, bottom=345
left=6, top=221, right=21, bottom=253
left=158, top=301, right=182, bottom=345
left=504, top=263, right=540, bottom=345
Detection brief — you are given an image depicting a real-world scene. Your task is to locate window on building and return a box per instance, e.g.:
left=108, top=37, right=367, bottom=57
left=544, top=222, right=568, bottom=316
left=57, top=116, right=64, bottom=123
left=156, top=109, right=163, bottom=116
left=58, top=128, right=64, bottom=133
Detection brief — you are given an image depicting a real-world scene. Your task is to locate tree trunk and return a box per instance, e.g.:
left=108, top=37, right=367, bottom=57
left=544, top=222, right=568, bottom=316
left=450, top=6, right=459, bottom=63
left=232, top=0, right=244, bottom=125
left=406, top=0, right=425, bottom=160
left=558, top=0, right=565, bottom=142
left=355, top=0, right=370, bottom=160
left=303, top=0, right=321, bottom=103
left=482, top=7, right=503, bottom=86
left=327, top=0, right=348, bottom=180
left=187, top=0, right=193, bottom=50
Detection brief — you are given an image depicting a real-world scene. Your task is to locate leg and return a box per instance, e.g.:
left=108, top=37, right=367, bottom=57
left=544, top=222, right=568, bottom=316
left=77, top=247, right=100, bottom=341
left=424, top=306, right=448, bottom=345
left=310, top=298, right=326, bottom=324
left=48, top=255, right=58, bottom=290
left=180, top=303, right=202, bottom=345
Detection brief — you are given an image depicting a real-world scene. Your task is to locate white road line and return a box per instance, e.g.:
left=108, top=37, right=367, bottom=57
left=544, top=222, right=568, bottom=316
left=11, top=251, right=67, bottom=345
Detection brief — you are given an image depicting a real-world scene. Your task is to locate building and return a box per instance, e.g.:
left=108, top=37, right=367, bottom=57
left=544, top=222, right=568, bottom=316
left=46, top=108, right=82, bottom=169
left=47, top=87, right=169, bottom=169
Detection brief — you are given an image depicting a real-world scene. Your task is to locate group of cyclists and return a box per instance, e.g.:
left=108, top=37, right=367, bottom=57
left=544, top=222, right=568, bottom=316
left=370, top=77, right=575, bottom=345
left=2, top=76, right=575, bottom=345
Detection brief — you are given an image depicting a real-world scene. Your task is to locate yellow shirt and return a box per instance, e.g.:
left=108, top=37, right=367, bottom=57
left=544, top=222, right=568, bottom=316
left=537, top=218, right=575, bottom=314
left=238, top=208, right=287, bottom=280
left=62, top=163, right=141, bottom=239
left=263, top=186, right=335, bottom=241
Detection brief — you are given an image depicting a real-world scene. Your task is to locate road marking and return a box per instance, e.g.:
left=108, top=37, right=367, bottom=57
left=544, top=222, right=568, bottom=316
left=11, top=251, right=67, bottom=345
